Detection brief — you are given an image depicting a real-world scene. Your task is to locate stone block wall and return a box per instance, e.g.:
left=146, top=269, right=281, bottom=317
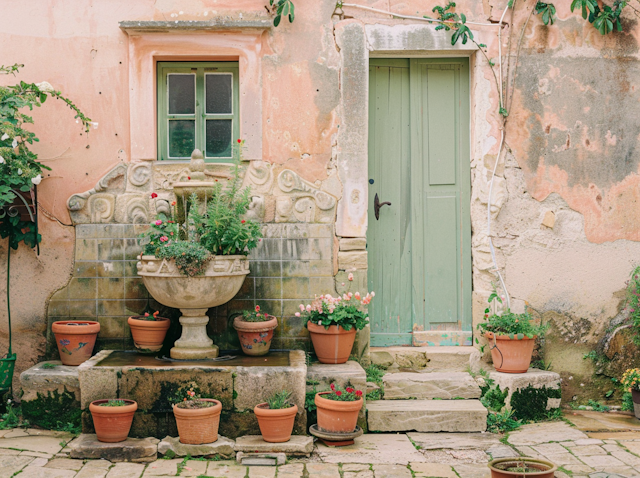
left=46, top=223, right=338, bottom=357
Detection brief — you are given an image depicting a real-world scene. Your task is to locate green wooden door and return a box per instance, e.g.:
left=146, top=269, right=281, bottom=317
left=367, top=58, right=471, bottom=346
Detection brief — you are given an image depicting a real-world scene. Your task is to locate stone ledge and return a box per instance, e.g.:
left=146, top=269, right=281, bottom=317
left=157, top=435, right=235, bottom=458
left=383, top=372, right=481, bottom=400
left=67, top=434, right=158, bottom=463
left=20, top=361, right=80, bottom=402
left=236, top=451, right=286, bottom=466
left=234, top=435, right=313, bottom=456
left=119, top=18, right=272, bottom=33
left=487, top=368, right=562, bottom=410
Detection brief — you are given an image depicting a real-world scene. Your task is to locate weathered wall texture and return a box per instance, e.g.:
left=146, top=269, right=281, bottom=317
left=1, top=0, right=640, bottom=401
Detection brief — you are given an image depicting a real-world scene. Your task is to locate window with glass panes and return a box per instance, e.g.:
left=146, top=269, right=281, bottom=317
left=157, top=62, right=239, bottom=161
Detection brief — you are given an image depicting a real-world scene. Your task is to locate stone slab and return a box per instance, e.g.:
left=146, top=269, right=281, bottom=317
left=236, top=451, right=285, bottom=466
left=488, top=368, right=561, bottom=408
left=507, top=421, right=588, bottom=446
left=383, top=372, right=481, bottom=399
left=104, top=462, right=146, bottom=478
left=67, top=434, right=158, bottom=463
left=566, top=410, right=640, bottom=432
left=410, top=462, right=457, bottom=478
left=0, top=455, right=35, bottom=478
left=19, top=361, right=80, bottom=402
left=373, top=464, right=412, bottom=477
left=315, top=433, right=426, bottom=464
left=367, top=399, right=487, bottom=432
left=0, top=435, right=67, bottom=455
left=407, top=432, right=501, bottom=450
left=206, top=461, right=248, bottom=478
left=234, top=435, right=313, bottom=456
left=370, top=346, right=480, bottom=372
left=157, top=435, right=235, bottom=458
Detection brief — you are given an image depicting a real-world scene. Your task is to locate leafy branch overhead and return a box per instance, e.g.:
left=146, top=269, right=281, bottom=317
left=269, top=0, right=295, bottom=27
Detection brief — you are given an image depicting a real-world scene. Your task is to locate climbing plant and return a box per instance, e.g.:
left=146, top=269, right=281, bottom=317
left=269, top=0, right=295, bottom=26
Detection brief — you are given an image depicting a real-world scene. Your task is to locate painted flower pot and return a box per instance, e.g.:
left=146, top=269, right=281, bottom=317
left=254, top=403, right=298, bottom=443
left=173, top=399, right=222, bottom=445
left=485, top=332, right=536, bottom=374
left=308, top=322, right=356, bottom=364
left=632, top=389, right=640, bottom=419
left=315, top=391, right=363, bottom=433
left=488, top=457, right=556, bottom=478
left=233, top=315, right=278, bottom=356
left=128, top=316, right=170, bottom=353
left=89, top=399, right=137, bottom=443
left=52, top=321, right=100, bottom=366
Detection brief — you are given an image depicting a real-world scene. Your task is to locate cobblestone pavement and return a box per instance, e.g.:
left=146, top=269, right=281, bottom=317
left=1, top=420, right=640, bottom=477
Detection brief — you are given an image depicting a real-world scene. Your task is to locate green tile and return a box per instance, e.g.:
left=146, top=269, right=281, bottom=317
left=252, top=238, right=282, bottom=260
left=75, top=262, right=97, bottom=278
left=94, top=338, right=125, bottom=353
left=248, top=261, right=281, bottom=278
left=255, top=278, right=281, bottom=299
left=97, top=317, right=126, bottom=338
left=97, top=261, right=125, bottom=278
left=97, top=278, right=124, bottom=300
left=98, top=300, right=125, bottom=316
left=270, top=337, right=309, bottom=351
left=76, top=224, right=98, bottom=238
left=310, top=277, right=337, bottom=296
left=48, top=300, right=69, bottom=317
left=124, top=238, right=143, bottom=260
left=308, top=238, right=333, bottom=261
left=283, top=224, right=310, bottom=239
left=309, top=224, right=333, bottom=238
left=124, top=299, right=148, bottom=316
left=95, top=224, right=125, bottom=238
left=75, top=239, right=98, bottom=261
left=50, top=287, right=69, bottom=300
left=233, top=278, right=254, bottom=300
left=124, top=261, right=141, bottom=277
left=227, top=300, right=254, bottom=316
left=282, top=278, right=309, bottom=299
left=282, top=239, right=308, bottom=261
left=281, top=316, right=309, bottom=338
left=69, top=300, right=97, bottom=317
left=309, top=260, right=333, bottom=277
left=68, top=278, right=97, bottom=300
left=283, top=300, right=307, bottom=317
left=133, top=224, right=150, bottom=235
left=97, top=239, right=125, bottom=261
left=282, top=261, right=310, bottom=278
left=125, top=278, right=148, bottom=299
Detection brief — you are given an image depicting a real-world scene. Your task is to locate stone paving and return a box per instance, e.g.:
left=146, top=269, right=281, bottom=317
left=1, top=420, right=640, bottom=477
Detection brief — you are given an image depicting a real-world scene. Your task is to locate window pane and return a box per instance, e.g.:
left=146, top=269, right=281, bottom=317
left=169, top=120, right=195, bottom=158
left=168, top=74, right=195, bottom=115
left=205, top=74, right=232, bottom=114
left=206, top=120, right=232, bottom=158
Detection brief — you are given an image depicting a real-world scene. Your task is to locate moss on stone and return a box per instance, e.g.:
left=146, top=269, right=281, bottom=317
left=511, top=385, right=561, bottom=422
left=22, top=389, right=81, bottom=432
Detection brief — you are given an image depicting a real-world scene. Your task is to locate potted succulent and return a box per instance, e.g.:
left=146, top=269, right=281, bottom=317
left=128, top=310, right=170, bottom=353
left=89, top=399, right=137, bottom=443
left=298, top=283, right=374, bottom=364
left=233, top=306, right=278, bottom=356
left=254, top=390, right=298, bottom=442
left=137, top=147, right=263, bottom=359
left=172, top=384, right=222, bottom=445
left=52, top=321, right=100, bottom=366
left=622, top=368, right=640, bottom=419
left=488, top=457, right=556, bottom=478
left=315, top=383, right=363, bottom=433
left=477, top=292, right=548, bottom=373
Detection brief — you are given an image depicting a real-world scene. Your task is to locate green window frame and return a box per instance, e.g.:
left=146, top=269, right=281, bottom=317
left=157, top=61, right=240, bottom=162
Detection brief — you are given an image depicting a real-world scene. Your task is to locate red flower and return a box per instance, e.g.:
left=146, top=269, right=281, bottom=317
left=255, top=305, right=260, bottom=312
left=330, top=383, right=335, bottom=391
left=150, top=192, right=158, bottom=199
left=171, top=201, right=176, bottom=206
left=346, top=387, right=354, bottom=393
left=355, top=390, right=363, bottom=397
left=188, top=176, right=191, bottom=180
left=241, top=220, right=245, bottom=224
left=237, top=139, right=242, bottom=143
left=335, top=391, right=342, bottom=396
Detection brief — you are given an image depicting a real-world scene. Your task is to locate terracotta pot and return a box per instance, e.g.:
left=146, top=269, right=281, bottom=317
left=254, top=403, right=298, bottom=442
left=488, top=457, right=557, bottom=478
left=485, top=332, right=536, bottom=373
left=173, top=399, right=222, bottom=444
left=315, top=391, right=363, bottom=433
left=233, top=315, right=278, bottom=356
left=89, top=399, right=137, bottom=443
left=128, top=316, right=170, bottom=353
left=308, top=322, right=356, bottom=364
left=52, top=321, right=100, bottom=366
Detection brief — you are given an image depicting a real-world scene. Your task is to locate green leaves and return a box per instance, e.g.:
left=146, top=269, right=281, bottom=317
left=273, top=0, right=295, bottom=27
left=535, top=2, right=557, bottom=26
left=571, top=0, right=597, bottom=19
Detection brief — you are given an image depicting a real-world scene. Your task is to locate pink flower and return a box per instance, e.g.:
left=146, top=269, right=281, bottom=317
left=255, top=305, right=260, bottom=312
left=355, top=292, right=361, bottom=300
left=295, top=312, right=301, bottom=317
left=155, top=220, right=162, bottom=226
left=348, top=292, right=353, bottom=299
left=160, top=236, right=169, bottom=242
left=299, top=304, right=305, bottom=312
left=348, top=273, right=354, bottom=281
left=306, top=305, right=312, bottom=312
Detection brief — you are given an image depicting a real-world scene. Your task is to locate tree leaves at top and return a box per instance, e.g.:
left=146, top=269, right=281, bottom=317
left=535, top=2, right=557, bottom=25
left=430, top=2, right=474, bottom=45
left=270, top=0, right=295, bottom=27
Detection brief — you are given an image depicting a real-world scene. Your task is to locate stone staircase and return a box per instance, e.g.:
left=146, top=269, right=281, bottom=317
left=366, top=346, right=488, bottom=433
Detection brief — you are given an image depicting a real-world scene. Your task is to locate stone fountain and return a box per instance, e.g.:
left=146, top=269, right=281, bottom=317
left=136, top=150, right=249, bottom=359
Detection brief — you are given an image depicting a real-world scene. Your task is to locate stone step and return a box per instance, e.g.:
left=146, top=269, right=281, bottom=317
left=366, top=399, right=487, bottom=433
left=382, top=372, right=481, bottom=400
left=370, top=346, right=480, bottom=373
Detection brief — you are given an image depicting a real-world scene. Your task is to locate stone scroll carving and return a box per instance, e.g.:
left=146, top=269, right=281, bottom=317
left=275, top=169, right=337, bottom=223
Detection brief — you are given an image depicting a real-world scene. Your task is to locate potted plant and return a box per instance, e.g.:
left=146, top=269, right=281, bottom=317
left=128, top=310, right=170, bottom=354
left=477, top=292, right=548, bottom=374
left=172, top=384, right=222, bottom=445
left=52, top=321, right=100, bottom=366
left=89, top=399, right=137, bottom=443
left=622, top=368, right=640, bottom=419
left=315, top=384, right=363, bottom=433
left=488, top=457, right=556, bottom=477
left=137, top=147, right=263, bottom=359
left=298, top=286, right=374, bottom=364
left=254, top=390, right=298, bottom=442
left=233, top=306, right=278, bottom=356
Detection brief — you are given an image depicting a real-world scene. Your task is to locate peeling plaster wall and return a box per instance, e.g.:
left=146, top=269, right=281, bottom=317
left=1, top=0, right=640, bottom=399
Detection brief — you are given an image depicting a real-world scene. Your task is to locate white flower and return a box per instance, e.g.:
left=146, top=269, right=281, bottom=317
left=11, top=139, right=18, bottom=149
left=1, top=133, right=8, bottom=141
left=89, top=122, right=99, bottom=129
left=318, top=321, right=322, bottom=326
left=36, top=81, right=54, bottom=93
left=17, top=169, right=22, bottom=175
left=31, top=174, right=42, bottom=185
left=0, top=156, right=4, bottom=164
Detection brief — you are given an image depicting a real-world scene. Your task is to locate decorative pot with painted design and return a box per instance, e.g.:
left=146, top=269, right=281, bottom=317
left=52, top=321, right=100, bottom=366
left=233, top=315, right=278, bottom=356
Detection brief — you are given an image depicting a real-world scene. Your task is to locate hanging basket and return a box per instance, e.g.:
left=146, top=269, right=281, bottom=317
left=0, top=353, right=16, bottom=394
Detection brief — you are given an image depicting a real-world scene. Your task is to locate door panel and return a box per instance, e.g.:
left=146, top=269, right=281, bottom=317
left=368, top=58, right=471, bottom=346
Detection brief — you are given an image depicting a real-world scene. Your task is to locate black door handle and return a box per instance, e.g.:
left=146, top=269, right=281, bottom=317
left=374, top=193, right=391, bottom=220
